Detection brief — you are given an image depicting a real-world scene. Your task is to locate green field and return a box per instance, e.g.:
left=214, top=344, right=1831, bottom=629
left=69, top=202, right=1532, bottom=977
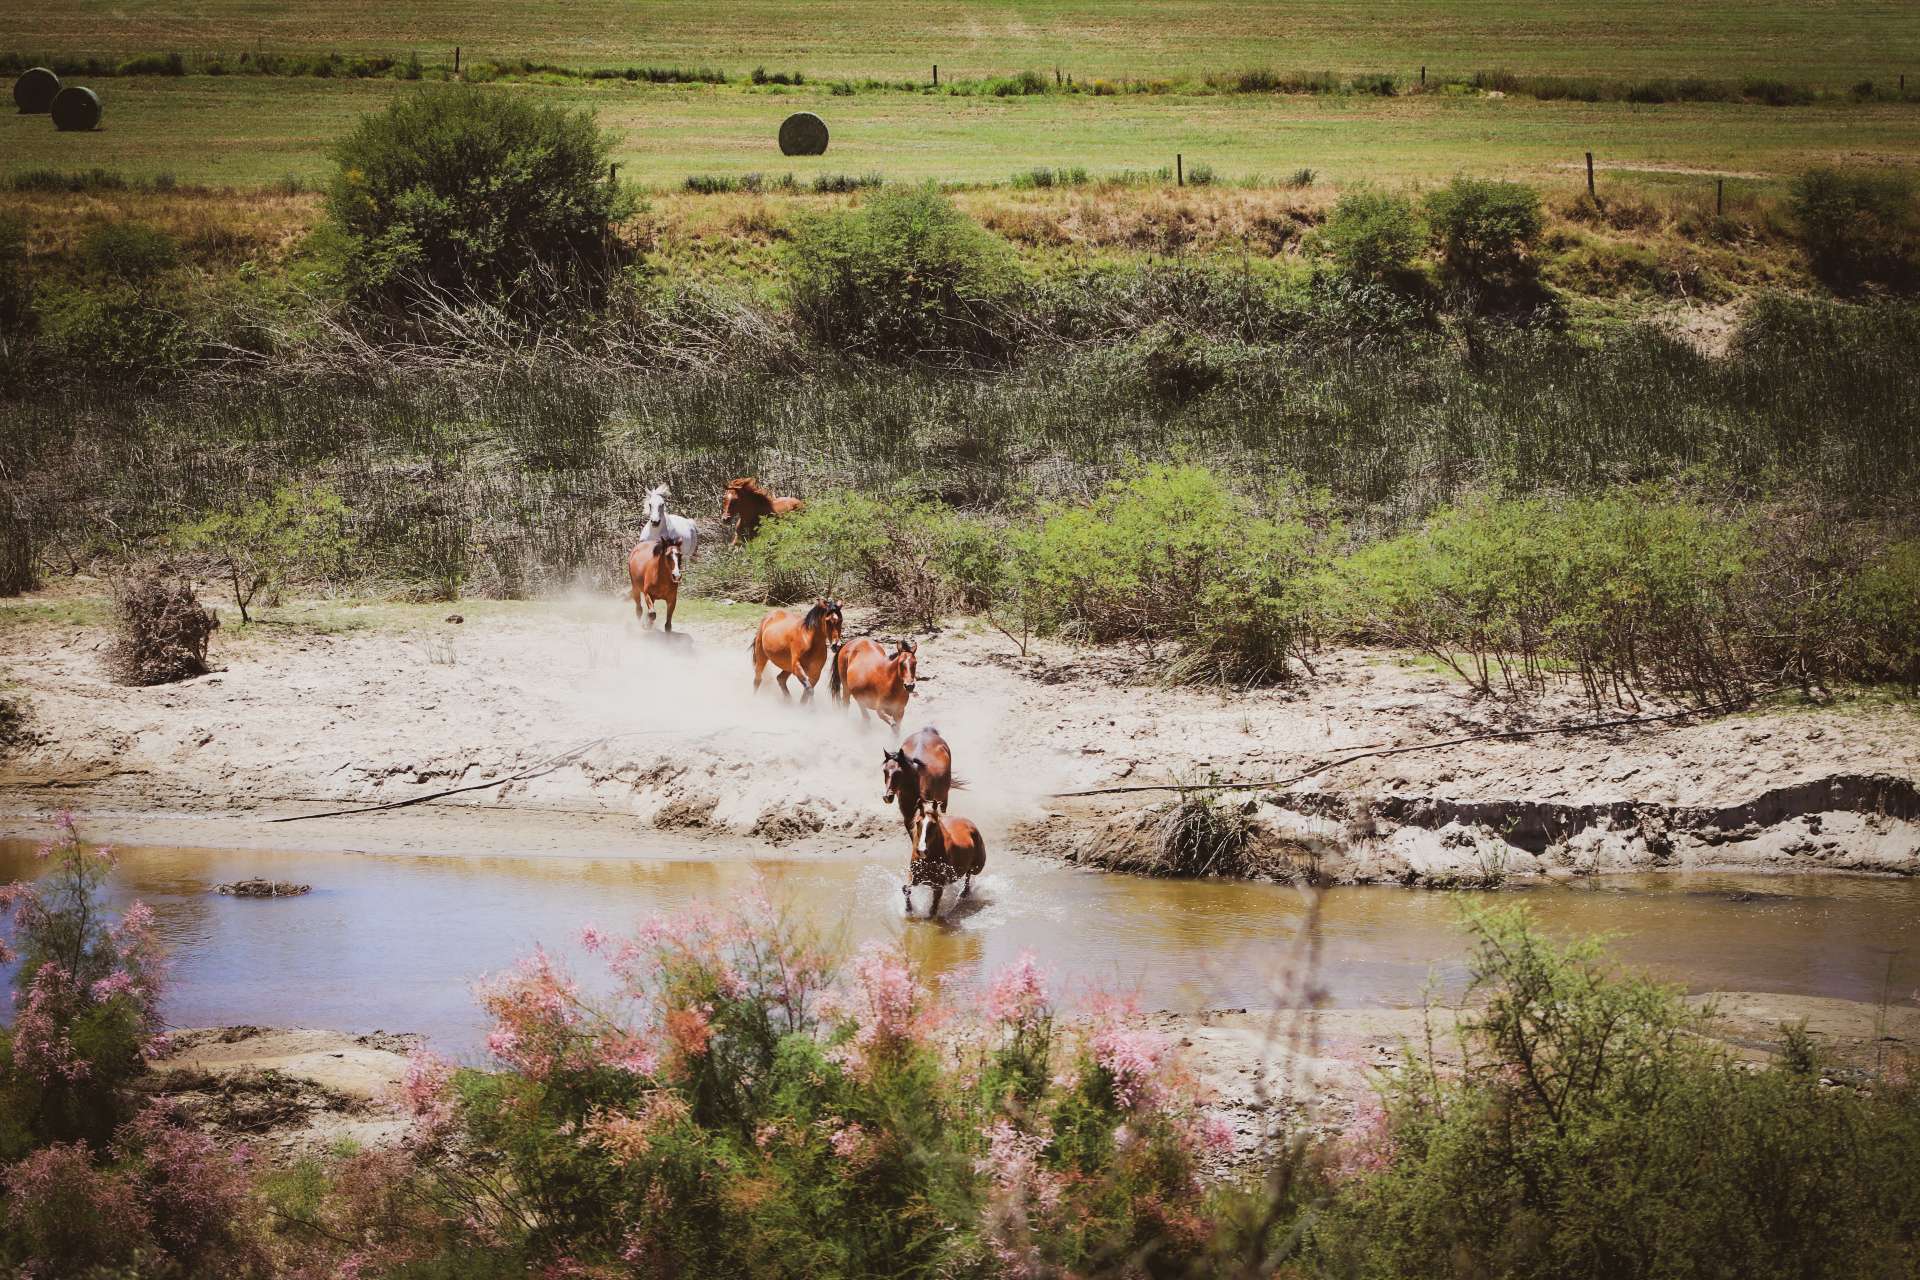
left=5, top=76, right=1916, bottom=191
left=6, top=0, right=1920, bottom=84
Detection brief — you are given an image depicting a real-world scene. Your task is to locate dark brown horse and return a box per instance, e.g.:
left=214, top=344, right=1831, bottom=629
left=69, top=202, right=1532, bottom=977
left=626, top=535, right=683, bottom=631
left=831, top=637, right=918, bottom=733
left=904, top=807, right=986, bottom=919
left=751, top=600, right=843, bottom=701
left=720, top=477, right=804, bottom=546
left=881, top=726, right=952, bottom=832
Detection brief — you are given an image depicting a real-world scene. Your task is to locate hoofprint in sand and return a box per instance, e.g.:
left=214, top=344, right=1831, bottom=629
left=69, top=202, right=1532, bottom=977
left=0, top=591, right=1915, bottom=880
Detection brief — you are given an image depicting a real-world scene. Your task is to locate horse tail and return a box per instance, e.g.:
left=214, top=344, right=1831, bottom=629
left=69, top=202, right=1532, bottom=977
left=829, top=641, right=845, bottom=704
left=749, top=627, right=764, bottom=664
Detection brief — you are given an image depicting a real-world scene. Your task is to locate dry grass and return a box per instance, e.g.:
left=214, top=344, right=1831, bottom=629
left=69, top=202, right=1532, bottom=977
left=0, top=188, right=319, bottom=270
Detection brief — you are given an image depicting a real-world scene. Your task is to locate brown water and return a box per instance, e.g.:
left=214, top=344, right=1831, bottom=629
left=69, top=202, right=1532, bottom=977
left=2, top=840, right=1914, bottom=1057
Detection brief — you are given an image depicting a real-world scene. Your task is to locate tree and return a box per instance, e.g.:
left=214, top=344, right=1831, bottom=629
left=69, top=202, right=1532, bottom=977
left=172, top=484, right=351, bottom=622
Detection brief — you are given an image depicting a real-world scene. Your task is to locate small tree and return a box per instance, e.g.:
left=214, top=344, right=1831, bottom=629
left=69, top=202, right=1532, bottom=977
left=0, top=816, right=165, bottom=1153
left=1423, top=176, right=1544, bottom=292
left=1318, top=188, right=1427, bottom=284
left=326, top=85, right=633, bottom=312
left=173, top=484, right=352, bottom=622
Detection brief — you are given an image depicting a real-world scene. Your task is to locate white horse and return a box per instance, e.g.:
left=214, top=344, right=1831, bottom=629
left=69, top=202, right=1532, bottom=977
left=641, top=484, right=699, bottom=560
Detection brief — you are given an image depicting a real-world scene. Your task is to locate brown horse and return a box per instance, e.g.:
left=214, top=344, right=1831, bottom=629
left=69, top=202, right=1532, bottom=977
left=626, top=535, right=683, bottom=631
left=904, top=807, right=986, bottom=919
left=881, top=726, right=952, bottom=832
left=720, top=478, right=804, bottom=545
left=831, top=637, right=918, bottom=733
left=750, top=600, right=843, bottom=701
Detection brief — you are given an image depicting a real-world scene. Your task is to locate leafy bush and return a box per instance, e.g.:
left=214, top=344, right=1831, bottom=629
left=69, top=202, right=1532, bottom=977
left=78, top=219, right=177, bottom=281
left=1843, top=538, right=1920, bottom=686
left=172, top=483, right=353, bottom=622
left=278, top=901, right=1227, bottom=1276
left=0, top=817, right=164, bottom=1153
left=1340, top=492, right=1752, bottom=704
left=1423, top=176, right=1545, bottom=291
left=1317, top=187, right=1427, bottom=283
left=325, top=85, right=633, bottom=311
left=115, top=51, right=185, bottom=76
left=1018, top=465, right=1333, bottom=683
left=720, top=490, right=1000, bottom=628
left=1322, top=906, right=1920, bottom=1280
left=786, top=184, right=1018, bottom=363
left=39, top=282, right=194, bottom=385
left=0, top=213, right=27, bottom=337
left=107, top=575, right=218, bottom=685
left=1788, top=167, right=1920, bottom=292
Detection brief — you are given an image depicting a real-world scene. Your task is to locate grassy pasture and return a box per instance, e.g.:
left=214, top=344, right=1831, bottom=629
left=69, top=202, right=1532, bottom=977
left=5, top=0, right=1919, bottom=84
left=3, top=76, right=1916, bottom=191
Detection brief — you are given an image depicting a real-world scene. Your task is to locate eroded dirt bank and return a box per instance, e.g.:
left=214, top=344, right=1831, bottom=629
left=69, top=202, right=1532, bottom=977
left=1, top=592, right=1916, bottom=881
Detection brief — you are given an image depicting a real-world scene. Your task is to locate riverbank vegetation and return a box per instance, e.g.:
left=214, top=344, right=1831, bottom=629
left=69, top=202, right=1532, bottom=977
left=1, top=823, right=1915, bottom=1277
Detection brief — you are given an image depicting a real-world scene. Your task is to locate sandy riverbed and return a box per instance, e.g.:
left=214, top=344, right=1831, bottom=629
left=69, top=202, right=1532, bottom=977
left=1, top=590, right=1915, bottom=881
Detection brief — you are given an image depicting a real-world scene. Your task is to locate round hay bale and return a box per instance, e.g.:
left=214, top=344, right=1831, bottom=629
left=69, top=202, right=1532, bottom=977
left=12, top=67, right=59, bottom=114
left=50, top=85, right=102, bottom=132
left=778, top=112, right=829, bottom=156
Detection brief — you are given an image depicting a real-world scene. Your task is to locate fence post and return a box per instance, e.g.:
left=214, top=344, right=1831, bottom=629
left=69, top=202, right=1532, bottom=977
left=1716, top=177, right=1724, bottom=216
left=1176, top=153, right=1183, bottom=186
left=932, top=64, right=938, bottom=87
left=1586, top=151, right=1595, bottom=199
left=454, top=46, right=461, bottom=74
left=1420, top=65, right=1426, bottom=86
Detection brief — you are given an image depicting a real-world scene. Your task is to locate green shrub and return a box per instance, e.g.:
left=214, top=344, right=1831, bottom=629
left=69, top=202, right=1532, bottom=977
left=1788, top=167, right=1920, bottom=292
left=0, top=213, right=27, bottom=337
left=1340, top=492, right=1751, bottom=704
left=172, top=484, right=353, bottom=623
left=39, top=283, right=193, bottom=385
left=786, top=184, right=1018, bottom=363
left=1317, top=188, right=1427, bottom=283
left=1018, top=464, right=1332, bottom=683
left=1843, top=538, right=1920, bottom=686
left=721, top=489, right=999, bottom=628
left=1423, top=175, right=1545, bottom=291
left=1325, top=906, right=1920, bottom=1280
left=77, top=220, right=177, bottom=281
left=325, top=85, right=633, bottom=312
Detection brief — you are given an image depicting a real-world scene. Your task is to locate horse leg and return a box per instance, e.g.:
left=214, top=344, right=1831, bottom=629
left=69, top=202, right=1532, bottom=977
left=961, top=874, right=972, bottom=899
left=776, top=670, right=792, bottom=699
left=663, top=596, right=675, bottom=633
left=643, top=591, right=657, bottom=628
left=929, top=884, right=944, bottom=918
left=901, top=882, right=914, bottom=917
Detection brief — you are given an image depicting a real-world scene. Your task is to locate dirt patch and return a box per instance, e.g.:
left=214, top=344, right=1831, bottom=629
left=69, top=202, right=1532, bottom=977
left=0, top=596, right=1914, bottom=881
left=144, top=1026, right=414, bottom=1160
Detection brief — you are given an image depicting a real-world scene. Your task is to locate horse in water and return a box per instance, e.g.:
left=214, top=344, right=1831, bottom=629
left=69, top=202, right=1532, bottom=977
left=751, top=600, right=843, bottom=701
left=904, top=807, right=986, bottom=919
left=881, top=726, right=952, bottom=832
left=642, top=484, right=699, bottom=559
left=831, top=637, right=918, bottom=733
left=626, top=535, right=683, bottom=631
left=720, top=478, right=803, bottom=545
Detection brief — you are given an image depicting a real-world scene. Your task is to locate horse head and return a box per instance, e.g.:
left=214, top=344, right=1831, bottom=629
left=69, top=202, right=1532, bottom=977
left=882, top=748, right=916, bottom=807
left=658, top=535, right=683, bottom=584
left=644, top=484, right=670, bottom=529
left=812, top=599, right=844, bottom=647
left=892, top=638, right=918, bottom=694
left=911, top=805, right=940, bottom=858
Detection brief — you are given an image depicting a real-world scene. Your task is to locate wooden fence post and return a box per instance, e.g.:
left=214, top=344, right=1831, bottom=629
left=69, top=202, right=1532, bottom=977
left=1176, top=153, right=1183, bottom=186
left=1716, top=177, right=1724, bottom=216
left=932, top=64, right=938, bottom=87
left=1420, top=65, right=1426, bottom=86
left=1586, top=151, right=1595, bottom=199
left=454, top=46, right=461, bottom=74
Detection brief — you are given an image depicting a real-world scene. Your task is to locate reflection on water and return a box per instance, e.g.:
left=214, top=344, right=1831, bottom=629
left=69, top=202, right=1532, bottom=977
left=1, top=839, right=1914, bottom=1058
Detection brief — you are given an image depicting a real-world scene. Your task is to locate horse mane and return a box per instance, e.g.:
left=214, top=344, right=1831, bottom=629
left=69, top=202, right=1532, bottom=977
left=726, top=477, right=775, bottom=501
left=802, top=600, right=841, bottom=629
left=650, top=534, right=682, bottom=556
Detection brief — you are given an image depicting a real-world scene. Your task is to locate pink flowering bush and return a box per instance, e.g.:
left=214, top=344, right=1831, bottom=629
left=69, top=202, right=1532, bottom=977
left=0, top=815, right=164, bottom=1152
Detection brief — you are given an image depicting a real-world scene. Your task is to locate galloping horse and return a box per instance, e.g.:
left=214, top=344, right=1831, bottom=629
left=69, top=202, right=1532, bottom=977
left=831, top=637, right=918, bottom=733
left=750, top=600, right=843, bottom=701
left=720, top=478, right=803, bottom=546
left=641, top=484, right=699, bottom=560
left=904, top=807, right=986, bottom=919
left=881, top=726, right=952, bottom=832
left=626, top=535, right=683, bottom=631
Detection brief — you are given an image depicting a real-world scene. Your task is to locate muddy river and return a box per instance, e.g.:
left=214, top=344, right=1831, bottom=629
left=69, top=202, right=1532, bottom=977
left=2, top=840, right=1914, bottom=1057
